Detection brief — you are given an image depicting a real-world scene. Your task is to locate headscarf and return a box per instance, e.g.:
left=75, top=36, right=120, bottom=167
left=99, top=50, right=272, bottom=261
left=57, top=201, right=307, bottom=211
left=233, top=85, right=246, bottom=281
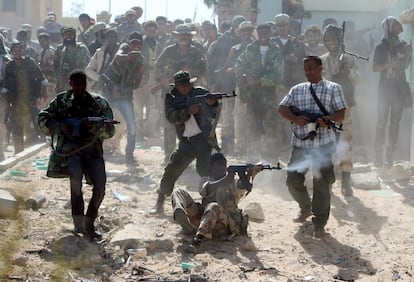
left=382, top=16, right=401, bottom=46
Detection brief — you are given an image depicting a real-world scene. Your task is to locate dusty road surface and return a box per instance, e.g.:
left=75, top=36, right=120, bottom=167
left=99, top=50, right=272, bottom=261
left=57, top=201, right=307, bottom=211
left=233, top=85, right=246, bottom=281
left=1, top=139, right=413, bottom=282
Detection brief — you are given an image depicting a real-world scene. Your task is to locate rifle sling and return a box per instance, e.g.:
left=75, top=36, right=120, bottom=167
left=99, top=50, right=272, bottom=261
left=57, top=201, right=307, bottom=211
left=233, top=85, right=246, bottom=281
left=52, top=134, right=99, bottom=158
left=309, top=84, right=329, bottom=116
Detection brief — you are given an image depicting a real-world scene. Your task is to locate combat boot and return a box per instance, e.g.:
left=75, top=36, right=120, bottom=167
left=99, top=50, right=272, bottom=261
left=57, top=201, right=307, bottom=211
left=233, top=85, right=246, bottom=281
left=341, top=171, right=353, bottom=197
left=187, top=233, right=204, bottom=254
left=149, top=194, right=165, bottom=215
left=84, top=217, right=102, bottom=240
left=72, top=215, right=85, bottom=234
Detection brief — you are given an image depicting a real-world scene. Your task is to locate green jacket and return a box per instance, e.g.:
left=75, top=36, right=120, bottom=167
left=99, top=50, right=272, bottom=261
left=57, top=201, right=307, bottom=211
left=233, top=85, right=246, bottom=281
left=54, top=43, right=91, bottom=92
left=155, top=43, right=206, bottom=81
left=236, top=40, right=284, bottom=87
left=38, top=90, right=115, bottom=158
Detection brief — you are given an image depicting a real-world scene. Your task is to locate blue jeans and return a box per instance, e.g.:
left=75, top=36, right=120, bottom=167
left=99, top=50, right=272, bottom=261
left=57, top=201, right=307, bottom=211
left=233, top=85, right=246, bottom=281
left=111, top=99, right=136, bottom=157
left=67, top=155, right=106, bottom=220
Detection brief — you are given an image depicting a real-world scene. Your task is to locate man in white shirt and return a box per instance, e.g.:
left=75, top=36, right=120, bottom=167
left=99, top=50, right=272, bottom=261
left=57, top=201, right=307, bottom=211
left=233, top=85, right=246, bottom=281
left=149, top=70, right=221, bottom=215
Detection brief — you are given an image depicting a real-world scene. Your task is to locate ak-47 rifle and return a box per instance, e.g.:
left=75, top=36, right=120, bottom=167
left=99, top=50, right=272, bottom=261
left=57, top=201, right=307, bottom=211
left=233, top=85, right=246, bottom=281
left=340, top=21, right=369, bottom=61
left=290, top=106, right=343, bottom=141
left=227, top=163, right=281, bottom=194
left=64, top=117, right=120, bottom=137
left=195, top=91, right=237, bottom=100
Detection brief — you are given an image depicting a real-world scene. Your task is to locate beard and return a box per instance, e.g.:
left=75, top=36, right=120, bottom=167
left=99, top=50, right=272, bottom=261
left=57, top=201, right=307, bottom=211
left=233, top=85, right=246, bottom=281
left=63, top=38, right=76, bottom=46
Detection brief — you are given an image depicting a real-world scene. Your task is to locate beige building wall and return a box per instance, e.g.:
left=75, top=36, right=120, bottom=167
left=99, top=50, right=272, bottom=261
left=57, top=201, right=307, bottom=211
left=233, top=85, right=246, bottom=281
left=0, top=0, right=62, bottom=39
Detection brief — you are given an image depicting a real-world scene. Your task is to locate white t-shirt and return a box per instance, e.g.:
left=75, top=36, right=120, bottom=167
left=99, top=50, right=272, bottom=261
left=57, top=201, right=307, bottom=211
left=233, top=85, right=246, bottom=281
left=183, top=114, right=202, bottom=137
left=260, top=45, right=269, bottom=65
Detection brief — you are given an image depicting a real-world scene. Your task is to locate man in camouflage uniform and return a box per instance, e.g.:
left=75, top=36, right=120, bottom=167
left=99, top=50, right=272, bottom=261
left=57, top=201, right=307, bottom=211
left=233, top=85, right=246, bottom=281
left=149, top=71, right=220, bottom=215
left=135, top=20, right=161, bottom=140
left=154, top=24, right=207, bottom=163
left=272, top=14, right=306, bottom=89
left=208, top=15, right=245, bottom=154
left=3, top=42, right=48, bottom=153
left=171, top=153, right=260, bottom=253
left=103, top=32, right=145, bottom=164
left=235, top=23, right=284, bottom=158
left=219, top=21, right=255, bottom=156
left=38, top=33, right=56, bottom=104
left=54, top=27, right=91, bottom=92
left=320, top=25, right=358, bottom=197
left=37, top=70, right=115, bottom=239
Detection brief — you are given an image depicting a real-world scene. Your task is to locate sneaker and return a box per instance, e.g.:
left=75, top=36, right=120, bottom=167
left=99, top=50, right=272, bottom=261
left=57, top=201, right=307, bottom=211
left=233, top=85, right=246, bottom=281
left=174, top=209, right=195, bottom=235
left=292, top=210, right=312, bottom=223
left=85, top=229, right=103, bottom=240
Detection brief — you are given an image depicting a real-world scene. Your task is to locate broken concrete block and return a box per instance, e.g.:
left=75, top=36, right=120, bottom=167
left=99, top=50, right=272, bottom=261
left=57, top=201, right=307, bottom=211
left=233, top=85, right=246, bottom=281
left=0, top=189, right=18, bottom=218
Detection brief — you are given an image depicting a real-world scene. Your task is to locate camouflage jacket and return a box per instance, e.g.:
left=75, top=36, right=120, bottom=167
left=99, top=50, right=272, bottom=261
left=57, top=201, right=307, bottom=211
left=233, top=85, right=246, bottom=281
left=54, top=43, right=91, bottom=92
left=103, top=43, right=145, bottom=100
left=4, top=57, right=45, bottom=104
left=155, top=43, right=206, bottom=81
left=165, top=86, right=219, bottom=149
left=200, top=177, right=248, bottom=235
left=272, top=36, right=306, bottom=88
left=38, top=90, right=115, bottom=158
left=236, top=40, right=284, bottom=90
left=320, top=52, right=357, bottom=107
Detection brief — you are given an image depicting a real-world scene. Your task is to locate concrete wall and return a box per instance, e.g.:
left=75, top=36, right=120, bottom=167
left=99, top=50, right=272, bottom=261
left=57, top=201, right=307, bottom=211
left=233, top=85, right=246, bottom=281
left=0, top=0, right=62, bottom=38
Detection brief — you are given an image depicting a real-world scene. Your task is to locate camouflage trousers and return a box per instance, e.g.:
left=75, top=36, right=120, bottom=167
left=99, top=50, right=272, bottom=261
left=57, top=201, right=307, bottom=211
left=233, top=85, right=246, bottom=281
left=171, top=189, right=236, bottom=238
left=334, top=108, right=353, bottom=172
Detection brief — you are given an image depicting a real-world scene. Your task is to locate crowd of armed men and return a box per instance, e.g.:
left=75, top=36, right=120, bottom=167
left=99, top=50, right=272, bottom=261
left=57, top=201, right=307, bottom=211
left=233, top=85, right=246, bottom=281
left=0, top=4, right=411, bottom=244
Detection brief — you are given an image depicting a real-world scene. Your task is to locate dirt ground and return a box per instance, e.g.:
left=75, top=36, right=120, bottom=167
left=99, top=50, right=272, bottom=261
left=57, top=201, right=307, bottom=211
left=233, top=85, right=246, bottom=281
left=1, top=138, right=414, bottom=282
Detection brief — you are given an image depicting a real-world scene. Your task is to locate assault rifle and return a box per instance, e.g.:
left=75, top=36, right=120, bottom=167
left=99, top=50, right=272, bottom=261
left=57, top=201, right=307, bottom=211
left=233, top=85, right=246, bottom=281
left=195, top=91, right=237, bottom=99
left=227, top=163, right=281, bottom=194
left=290, top=106, right=342, bottom=141
left=339, top=21, right=369, bottom=61
left=65, top=117, right=120, bottom=137
left=173, top=91, right=237, bottom=108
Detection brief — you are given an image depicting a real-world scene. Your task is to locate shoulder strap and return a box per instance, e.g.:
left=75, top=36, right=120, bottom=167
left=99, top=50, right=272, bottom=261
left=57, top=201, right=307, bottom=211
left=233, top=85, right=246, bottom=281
left=309, top=84, right=329, bottom=116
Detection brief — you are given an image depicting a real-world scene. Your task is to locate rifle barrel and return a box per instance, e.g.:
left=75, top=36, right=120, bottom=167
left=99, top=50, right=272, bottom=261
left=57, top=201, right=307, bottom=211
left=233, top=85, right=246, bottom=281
left=344, top=51, right=369, bottom=61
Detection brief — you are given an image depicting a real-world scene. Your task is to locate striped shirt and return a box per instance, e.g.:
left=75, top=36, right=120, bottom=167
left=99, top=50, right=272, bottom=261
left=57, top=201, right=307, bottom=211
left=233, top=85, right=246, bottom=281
left=280, top=78, right=347, bottom=148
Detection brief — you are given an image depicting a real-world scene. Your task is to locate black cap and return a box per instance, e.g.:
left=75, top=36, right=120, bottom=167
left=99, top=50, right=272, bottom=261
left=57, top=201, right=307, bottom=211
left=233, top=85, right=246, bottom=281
left=170, top=70, right=197, bottom=86
left=128, top=31, right=142, bottom=42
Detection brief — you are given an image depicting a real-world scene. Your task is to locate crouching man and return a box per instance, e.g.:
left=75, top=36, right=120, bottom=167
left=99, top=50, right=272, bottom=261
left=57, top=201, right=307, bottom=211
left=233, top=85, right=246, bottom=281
left=171, top=153, right=261, bottom=253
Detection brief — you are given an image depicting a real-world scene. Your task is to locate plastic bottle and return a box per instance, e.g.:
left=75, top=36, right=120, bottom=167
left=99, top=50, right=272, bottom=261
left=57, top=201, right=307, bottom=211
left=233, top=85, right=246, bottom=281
left=181, top=262, right=196, bottom=269
left=9, top=170, right=27, bottom=177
